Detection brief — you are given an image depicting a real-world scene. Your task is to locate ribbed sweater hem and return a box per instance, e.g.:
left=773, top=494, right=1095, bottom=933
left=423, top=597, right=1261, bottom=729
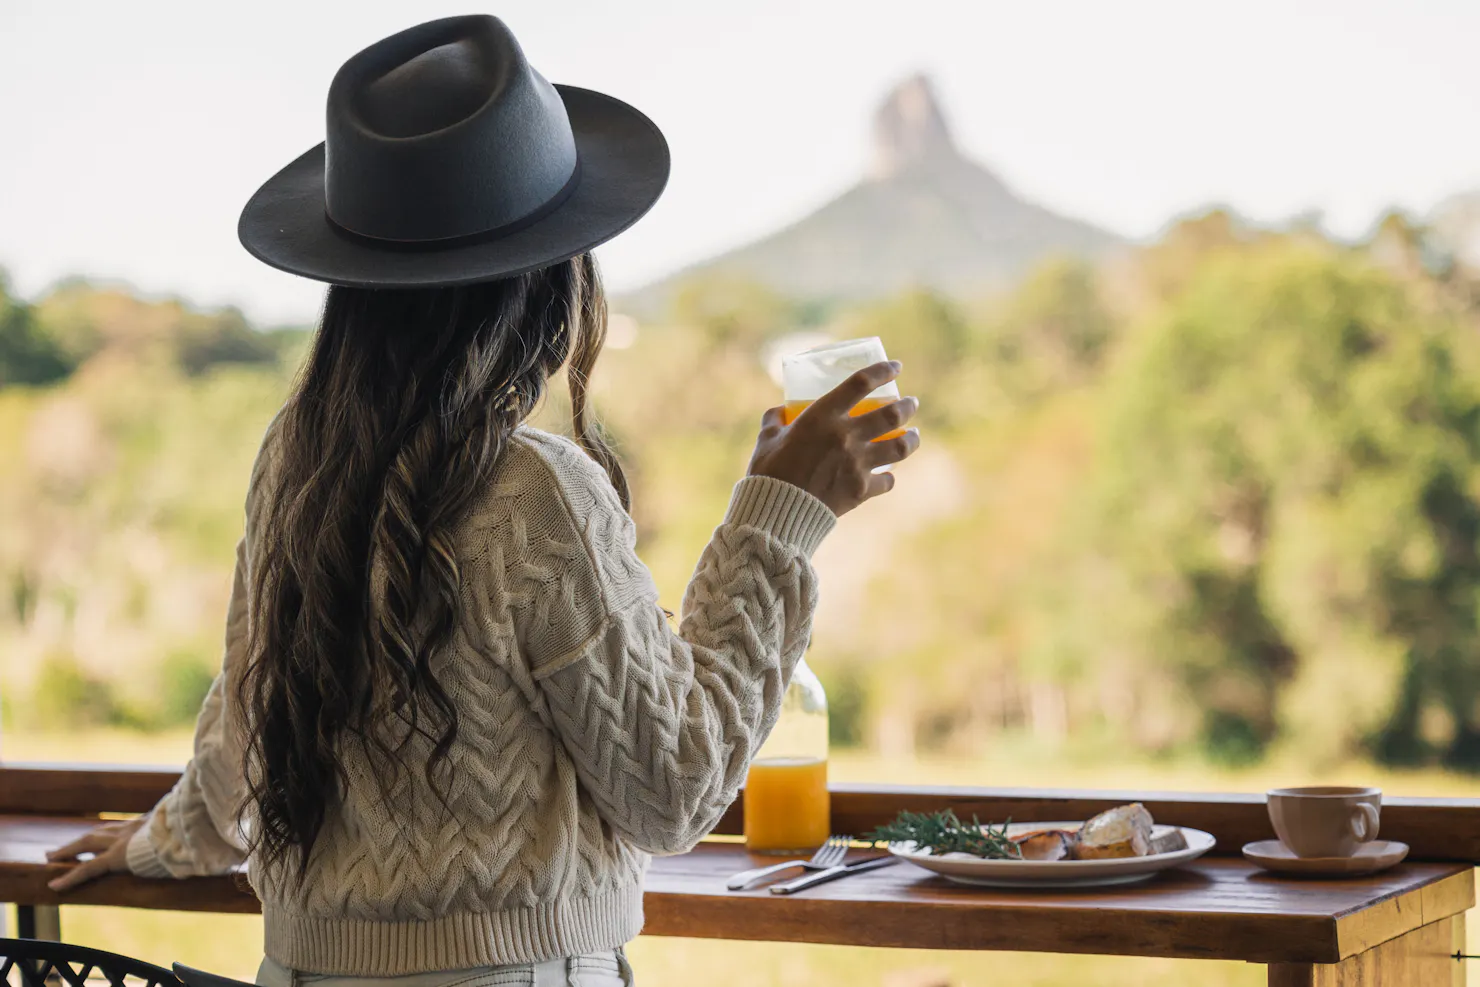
left=262, top=883, right=644, bottom=976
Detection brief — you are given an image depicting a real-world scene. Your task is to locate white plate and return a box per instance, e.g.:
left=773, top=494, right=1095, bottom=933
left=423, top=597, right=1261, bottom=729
left=888, top=823, right=1217, bottom=888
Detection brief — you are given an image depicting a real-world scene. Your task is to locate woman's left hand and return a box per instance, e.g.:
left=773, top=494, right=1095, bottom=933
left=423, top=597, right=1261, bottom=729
left=45, top=816, right=147, bottom=891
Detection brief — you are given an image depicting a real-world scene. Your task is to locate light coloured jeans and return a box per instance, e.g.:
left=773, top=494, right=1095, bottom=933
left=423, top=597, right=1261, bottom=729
left=256, top=952, right=633, bottom=987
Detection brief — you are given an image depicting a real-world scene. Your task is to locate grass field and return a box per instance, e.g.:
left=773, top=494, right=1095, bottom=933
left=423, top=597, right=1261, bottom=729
left=4, top=727, right=1477, bottom=986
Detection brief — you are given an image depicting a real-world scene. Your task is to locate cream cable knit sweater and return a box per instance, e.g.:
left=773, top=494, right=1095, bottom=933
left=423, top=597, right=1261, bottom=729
left=125, top=426, right=835, bottom=975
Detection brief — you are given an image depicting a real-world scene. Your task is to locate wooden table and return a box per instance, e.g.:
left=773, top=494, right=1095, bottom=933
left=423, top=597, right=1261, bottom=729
left=2, top=814, right=1472, bottom=985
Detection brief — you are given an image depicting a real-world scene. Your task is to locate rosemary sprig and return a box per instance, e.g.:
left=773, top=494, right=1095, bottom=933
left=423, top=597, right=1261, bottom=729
left=867, top=809, right=1023, bottom=859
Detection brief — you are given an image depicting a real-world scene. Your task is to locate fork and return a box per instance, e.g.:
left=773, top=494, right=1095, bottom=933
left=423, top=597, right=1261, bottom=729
left=725, top=835, right=852, bottom=890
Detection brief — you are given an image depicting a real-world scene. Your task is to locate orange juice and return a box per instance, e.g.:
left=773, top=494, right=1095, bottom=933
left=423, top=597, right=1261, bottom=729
left=782, top=396, right=907, bottom=441
left=743, top=756, right=830, bottom=854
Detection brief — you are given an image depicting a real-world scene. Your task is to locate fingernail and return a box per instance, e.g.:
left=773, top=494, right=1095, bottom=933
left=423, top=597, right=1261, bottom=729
left=889, top=360, right=902, bottom=372
left=47, top=880, right=62, bottom=891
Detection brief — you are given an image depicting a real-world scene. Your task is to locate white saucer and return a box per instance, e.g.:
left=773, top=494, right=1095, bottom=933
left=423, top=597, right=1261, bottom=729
left=1241, top=839, right=1409, bottom=877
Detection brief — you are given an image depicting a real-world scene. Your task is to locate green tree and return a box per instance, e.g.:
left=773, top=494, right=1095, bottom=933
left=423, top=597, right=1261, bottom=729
left=174, top=306, right=280, bottom=376
left=154, top=648, right=218, bottom=727
left=846, top=288, right=977, bottom=430
left=666, top=276, right=802, bottom=351
left=0, top=271, right=74, bottom=387
left=1087, top=240, right=1480, bottom=768
left=987, top=257, right=1115, bottom=403
left=852, top=289, right=970, bottom=383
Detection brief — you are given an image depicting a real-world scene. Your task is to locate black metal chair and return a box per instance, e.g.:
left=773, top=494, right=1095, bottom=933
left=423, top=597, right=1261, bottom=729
left=0, top=938, right=181, bottom=987
left=0, top=940, right=258, bottom=987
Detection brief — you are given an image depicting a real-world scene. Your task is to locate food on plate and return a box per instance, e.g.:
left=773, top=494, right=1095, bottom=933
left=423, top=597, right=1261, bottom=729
left=1012, top=829, right=1076, bottom=861
left=1149, top=827, right=1190, bottom=855
left=869, top=803, right=1188, bottom=862
left=868, top=810, right=1022, bottom=859
left=1074, top=803, right=1154, bottom=859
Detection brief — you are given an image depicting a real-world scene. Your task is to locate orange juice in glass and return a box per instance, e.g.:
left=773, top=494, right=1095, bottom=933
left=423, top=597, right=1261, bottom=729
left=744, top=658, right=830, bottom=854
left=781, top=337, right=906, bottom=462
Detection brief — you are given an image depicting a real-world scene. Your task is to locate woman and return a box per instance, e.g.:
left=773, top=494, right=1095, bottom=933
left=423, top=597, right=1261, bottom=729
left=45, top=14, right=918, bottom=987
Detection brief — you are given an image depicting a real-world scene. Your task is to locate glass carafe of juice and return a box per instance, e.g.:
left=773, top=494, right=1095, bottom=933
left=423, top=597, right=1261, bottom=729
left=744, top=657, right=829, bottom=854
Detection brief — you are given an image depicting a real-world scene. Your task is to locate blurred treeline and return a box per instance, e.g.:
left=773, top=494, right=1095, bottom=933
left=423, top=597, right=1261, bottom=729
left=4, top=209, right=1480, bottom=772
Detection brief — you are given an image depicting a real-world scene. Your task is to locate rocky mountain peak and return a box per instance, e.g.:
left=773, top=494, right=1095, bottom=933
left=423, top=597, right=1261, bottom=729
left=621, top=72, right=1120, bottom=314
left=868, top=73, right=959, bottom=180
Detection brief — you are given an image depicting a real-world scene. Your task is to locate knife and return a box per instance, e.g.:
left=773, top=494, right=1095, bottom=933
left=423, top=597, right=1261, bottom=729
left=769, top=855, right=898, bottom=895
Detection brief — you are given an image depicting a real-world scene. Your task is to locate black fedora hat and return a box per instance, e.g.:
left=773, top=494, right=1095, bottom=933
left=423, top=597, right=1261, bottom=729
left=238, top=15, right=669, bottom=288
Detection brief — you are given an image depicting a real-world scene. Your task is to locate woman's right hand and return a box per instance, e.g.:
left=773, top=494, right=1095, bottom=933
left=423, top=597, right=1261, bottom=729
left=748, top=360, right=920, bottom=517
left=45, top=816, right=147, bottom=891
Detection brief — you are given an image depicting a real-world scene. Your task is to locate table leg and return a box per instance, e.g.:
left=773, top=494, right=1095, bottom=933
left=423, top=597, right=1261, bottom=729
left=1267, top=914, right=1466, bottom=986
left=16, top=904, right=62, bottom=941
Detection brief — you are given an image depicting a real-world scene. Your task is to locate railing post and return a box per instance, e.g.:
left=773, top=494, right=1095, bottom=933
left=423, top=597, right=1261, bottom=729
left=16, top=904, right=62, bottom=941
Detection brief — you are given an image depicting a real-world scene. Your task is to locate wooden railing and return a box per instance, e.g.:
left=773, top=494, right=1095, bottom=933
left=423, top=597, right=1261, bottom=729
left=6, top=763, right=1480, bottom=863
left=6, top=762, right=1479, bottom=983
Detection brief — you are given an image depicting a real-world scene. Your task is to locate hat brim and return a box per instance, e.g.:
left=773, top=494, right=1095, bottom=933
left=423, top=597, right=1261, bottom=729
left=237, top=85, right=669, bottom=288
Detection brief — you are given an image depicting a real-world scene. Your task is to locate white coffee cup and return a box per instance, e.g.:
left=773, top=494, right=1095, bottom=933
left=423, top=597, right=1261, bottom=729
left=1267, top=786, right=1381, bottom=858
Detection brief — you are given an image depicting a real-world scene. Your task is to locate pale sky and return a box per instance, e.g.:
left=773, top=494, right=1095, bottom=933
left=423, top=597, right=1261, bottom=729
left=1, top=0, right=1477, bottom=325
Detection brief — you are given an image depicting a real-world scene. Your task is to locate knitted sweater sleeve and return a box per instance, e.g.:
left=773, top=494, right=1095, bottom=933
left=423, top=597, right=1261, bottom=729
left=518, top=441, right=835, bottom=855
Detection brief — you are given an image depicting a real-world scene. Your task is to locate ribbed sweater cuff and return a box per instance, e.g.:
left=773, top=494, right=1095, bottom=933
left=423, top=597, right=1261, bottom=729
left=125, top=819, right=171, bottom=878
left=726, top=476, right=836, bottom=557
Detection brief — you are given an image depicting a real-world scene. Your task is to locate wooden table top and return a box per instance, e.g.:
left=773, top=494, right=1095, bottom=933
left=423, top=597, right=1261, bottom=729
left=2, top=815, right=1473, bottom=965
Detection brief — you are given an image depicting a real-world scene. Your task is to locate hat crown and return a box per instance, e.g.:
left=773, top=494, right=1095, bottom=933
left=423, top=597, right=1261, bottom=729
left=324, top=15, right=578, bottom=243
left=355, top=37, right=501, bottom=139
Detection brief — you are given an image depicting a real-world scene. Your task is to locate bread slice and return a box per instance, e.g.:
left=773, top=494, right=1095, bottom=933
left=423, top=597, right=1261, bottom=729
left=1072, top=837, right=1146, bottom=860
left=1149, top=827, right=1189, bottom=855
left=1072, top=803, right=1154, bottom=859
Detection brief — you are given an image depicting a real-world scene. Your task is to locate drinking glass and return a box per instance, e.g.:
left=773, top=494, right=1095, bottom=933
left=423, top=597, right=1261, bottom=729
left=781, top=337, right=905, bottom=467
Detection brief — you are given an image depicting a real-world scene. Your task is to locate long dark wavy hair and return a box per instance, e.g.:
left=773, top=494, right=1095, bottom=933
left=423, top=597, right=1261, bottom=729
left=239, top=254, right=626, bottom=877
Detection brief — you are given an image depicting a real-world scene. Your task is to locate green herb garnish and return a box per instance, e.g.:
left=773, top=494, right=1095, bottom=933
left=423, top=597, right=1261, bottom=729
left=867, top=809, right=1022, bottom=859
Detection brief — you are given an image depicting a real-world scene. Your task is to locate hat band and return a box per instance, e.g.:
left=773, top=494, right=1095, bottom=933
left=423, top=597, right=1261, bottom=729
left=325, top=155, right=583, bottom=252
